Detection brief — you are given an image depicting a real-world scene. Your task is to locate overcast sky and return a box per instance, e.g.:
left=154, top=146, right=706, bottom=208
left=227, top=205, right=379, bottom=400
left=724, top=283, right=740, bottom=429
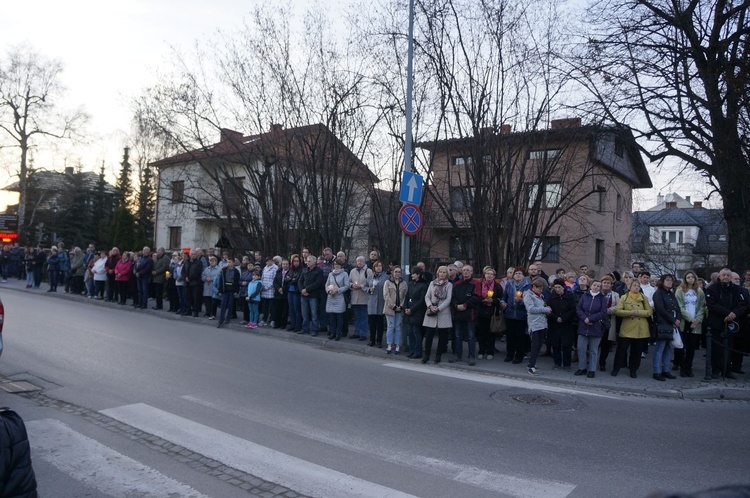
left=0, top=0, right=716, bottom=212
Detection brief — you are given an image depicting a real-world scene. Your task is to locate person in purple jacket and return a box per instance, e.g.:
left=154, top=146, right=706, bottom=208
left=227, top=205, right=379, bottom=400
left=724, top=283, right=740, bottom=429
left=574, top=279, right=608, bottom=378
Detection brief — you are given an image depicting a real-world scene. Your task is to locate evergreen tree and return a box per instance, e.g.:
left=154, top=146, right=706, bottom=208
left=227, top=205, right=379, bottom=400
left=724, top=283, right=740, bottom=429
left=57, top=168, right=94, bottom=247
left=91, top=162, right=114, bottom=247
left=110, top=147, right=137, bottom=249
left=134, top=159, right=155, bottom=247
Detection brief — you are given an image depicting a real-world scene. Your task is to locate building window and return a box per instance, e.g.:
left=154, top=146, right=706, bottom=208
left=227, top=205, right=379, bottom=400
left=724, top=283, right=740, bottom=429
left=596, top=186, right=605, bottom=212
left=171, top=181, right=185, bottom=203
left=527, top=183, right=562, bottom=209
left=616, top=194, right=623, bottom=220
left=529, top=236, right=560, bottom=262
left=614, top=137, right=624, bottom=157
left=450, top=187, right=474, bottom=212
left=528, top=149, right=561, bottom=160
left=168, top=226, right=182, bottom=249
left=595, top=239, right=604, bottom=265
left=452, top=156, right=473, bottom=166
left=450, top=236, right=474, bottom=259
left=661, top=230, right=684, bottom=245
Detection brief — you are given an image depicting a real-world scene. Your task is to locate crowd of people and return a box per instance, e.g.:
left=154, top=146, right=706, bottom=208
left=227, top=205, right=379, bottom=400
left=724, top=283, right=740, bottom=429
left=4, top=242, right=749, bottom=381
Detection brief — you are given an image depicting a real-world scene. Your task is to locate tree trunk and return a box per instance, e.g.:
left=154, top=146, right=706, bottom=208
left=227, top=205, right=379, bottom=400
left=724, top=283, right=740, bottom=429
left=716, top=157, right=750, bottom=270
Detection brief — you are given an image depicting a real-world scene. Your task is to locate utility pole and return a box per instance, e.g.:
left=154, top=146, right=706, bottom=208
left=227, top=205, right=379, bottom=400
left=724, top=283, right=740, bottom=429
left=400, top=0, right=415, bottom=274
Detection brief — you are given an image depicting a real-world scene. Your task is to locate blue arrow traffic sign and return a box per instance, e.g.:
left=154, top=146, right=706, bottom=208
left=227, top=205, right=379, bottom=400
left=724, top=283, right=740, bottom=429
left=399, top=170, right=424, bottom=205
left=398, top=204, right=423, bottom=236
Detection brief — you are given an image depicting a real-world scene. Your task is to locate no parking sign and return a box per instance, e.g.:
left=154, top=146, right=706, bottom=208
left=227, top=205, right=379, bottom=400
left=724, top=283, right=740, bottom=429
left=398, top=204, right=423, bottom=235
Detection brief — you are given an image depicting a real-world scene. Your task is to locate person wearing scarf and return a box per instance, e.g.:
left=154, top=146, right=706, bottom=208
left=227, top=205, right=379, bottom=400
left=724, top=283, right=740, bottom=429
left=421, top=266, right=454, bottom=364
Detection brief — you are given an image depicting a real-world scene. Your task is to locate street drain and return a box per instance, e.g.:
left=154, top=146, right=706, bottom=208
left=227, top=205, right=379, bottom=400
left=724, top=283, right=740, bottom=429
left=510, top=393, right=558, bottom=406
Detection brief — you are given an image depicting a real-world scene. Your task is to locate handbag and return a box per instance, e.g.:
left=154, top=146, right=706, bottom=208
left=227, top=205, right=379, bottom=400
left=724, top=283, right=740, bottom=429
left=656, top=323, right=674, bottom=341
left=671, top=329, right=684, bottom=349
left=490, top=312, right=506, bottom=335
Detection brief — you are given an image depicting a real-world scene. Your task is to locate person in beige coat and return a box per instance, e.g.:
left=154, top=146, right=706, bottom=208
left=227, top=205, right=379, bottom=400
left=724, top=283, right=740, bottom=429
left=422, top=266, right=454, bottom=364
left=349, top=256, right=372, bottom=340
left=612, top=280, right=653, bottom=378
left=383, top=267, right=408, bottom=354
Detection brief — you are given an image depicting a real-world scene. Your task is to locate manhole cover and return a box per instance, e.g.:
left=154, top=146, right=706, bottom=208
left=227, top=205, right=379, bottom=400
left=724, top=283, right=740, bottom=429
left=510, top=393, right=558, bottom=405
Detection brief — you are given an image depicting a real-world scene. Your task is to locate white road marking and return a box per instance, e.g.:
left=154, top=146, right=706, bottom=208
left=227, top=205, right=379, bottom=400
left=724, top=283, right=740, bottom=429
left=384, top=362, right=625, bottom=399
left=101, top=403, right=417, bottom=498
left=27, top=419, right=208, bottom=498
left=182, top=394, right=577, bottom=498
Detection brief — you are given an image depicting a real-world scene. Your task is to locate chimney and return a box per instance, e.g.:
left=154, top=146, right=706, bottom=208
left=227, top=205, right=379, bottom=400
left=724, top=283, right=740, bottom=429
left=501, top=124, right=512, bottom=134
left=480, top=126, right=494, bottom=136
left=657, top=194, right=664, bottom=205
left=550, top=117, right=582, bottom=129
left=685, top=195, right=691, bottom=203
left=64, top=166, right=74, bottom=176
left=219, top=128, right=243, bottom=143
left=665, top=201, right=677, bottom=209
left=693, top=201, right=703, bottom=208
left=270, top=123, right=283, bottom=134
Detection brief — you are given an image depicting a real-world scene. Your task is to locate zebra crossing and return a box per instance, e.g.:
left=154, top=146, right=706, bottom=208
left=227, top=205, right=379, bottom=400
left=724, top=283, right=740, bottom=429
left=24, top=402, right=576, bottom=498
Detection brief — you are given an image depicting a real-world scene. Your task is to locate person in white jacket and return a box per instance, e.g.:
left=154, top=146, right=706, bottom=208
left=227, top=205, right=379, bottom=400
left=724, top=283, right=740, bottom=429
left=92, top=251, right=108, bottom=299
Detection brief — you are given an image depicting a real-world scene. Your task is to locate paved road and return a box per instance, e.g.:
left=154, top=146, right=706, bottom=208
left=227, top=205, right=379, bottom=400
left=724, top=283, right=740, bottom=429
left=1, top=287, right=748, bottom=497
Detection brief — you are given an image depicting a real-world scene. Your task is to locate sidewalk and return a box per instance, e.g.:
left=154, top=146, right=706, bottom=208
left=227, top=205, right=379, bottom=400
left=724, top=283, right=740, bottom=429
left=2, top=277, right=748, bottom=400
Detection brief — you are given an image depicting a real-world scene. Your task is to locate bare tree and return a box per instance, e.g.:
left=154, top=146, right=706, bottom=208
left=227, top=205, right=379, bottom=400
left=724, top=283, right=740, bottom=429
left=573, top=0, right=750, bottom=269
left=136, top=6, right=381, bottom=257
left=0, top=45, right=87, bottom=243
left=356, top=0, right=623, bottom=270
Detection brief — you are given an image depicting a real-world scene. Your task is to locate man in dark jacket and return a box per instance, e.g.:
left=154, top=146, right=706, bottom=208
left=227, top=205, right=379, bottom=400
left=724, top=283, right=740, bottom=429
left=216, top=259, right=240, bottom=327
left=547, top=278, right=578, bottom=371
left=0, top=407, right=38, bottom=498
left=185, top=250, right=204, bottom=317
left=405, top=267, right=428, bottom=358
left=298, top=255, right=324, bottom=336
left=151, top=247, right=169, bottom=310
left=706, top=268, right=748, bottom=379
left=134, top=247, right=154, bottom=309
left=450, top=265, right=481, bottom=365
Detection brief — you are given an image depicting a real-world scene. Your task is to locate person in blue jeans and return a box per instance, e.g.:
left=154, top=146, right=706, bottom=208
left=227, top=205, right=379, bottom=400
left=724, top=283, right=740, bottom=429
left=348, top=256, right=372, bottom=339
left=284, top=255, right=303, bottom=331
left=652, top=274, right=680, bottom=382
left=298, top=255, right=323, bottom=336
left=216, top=259, right=240, bottom=328
left=134, top=247, right=154, bottom=309
left=245, top=271, right=262, bottom=328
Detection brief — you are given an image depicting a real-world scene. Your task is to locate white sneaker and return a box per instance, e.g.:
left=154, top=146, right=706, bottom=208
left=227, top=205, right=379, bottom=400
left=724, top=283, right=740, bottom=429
left=477, top=354, right=484, bottom=359
left=528, top=367, right=539, bottom=376
left=486, top=355, right=494, bottom=360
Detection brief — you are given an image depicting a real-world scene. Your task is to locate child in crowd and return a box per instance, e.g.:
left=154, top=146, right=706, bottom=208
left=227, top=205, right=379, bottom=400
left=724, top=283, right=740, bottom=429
left=245, top=271, right=262, bottom=328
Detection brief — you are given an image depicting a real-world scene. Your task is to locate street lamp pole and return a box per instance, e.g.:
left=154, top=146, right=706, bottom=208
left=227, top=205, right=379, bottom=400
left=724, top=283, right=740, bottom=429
left=400, top=0, right=415, bottom=274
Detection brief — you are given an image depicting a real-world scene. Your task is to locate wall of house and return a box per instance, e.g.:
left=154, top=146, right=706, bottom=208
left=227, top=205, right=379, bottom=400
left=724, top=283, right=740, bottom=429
left=422, top=133, right=637, bottom=277
left=155, top=159, right=372, bottom=258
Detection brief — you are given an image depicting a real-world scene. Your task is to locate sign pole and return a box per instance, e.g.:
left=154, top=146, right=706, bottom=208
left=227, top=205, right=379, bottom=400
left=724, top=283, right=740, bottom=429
left=401, top=0, right=415, bottom=274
